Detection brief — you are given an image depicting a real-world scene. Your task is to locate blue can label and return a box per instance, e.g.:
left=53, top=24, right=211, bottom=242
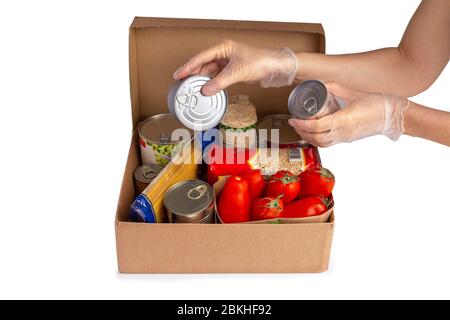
left=129, top=194, right=156, bottom=223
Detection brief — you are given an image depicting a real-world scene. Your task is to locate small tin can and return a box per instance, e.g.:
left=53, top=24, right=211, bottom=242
left=168, top=75, right=228, bottom=131
left=138, top=113, right=192, bottom=167
left=288, top=80, right=341, bottom=119
left=164, top=180, right=216, bottom=223
left=133, top=164, right=163, bottom=194
left=257, top=114, right=309, bottom=148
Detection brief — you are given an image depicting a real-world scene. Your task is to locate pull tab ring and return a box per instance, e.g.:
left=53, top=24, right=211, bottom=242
left=142, top=169, right=157, bottom=179
left=187, top=185, right=208, bottom=200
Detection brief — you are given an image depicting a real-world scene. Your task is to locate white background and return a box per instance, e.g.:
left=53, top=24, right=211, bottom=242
left=0, top=0, right=449, bottom=300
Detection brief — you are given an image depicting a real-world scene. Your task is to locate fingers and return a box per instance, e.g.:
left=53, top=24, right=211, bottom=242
left=288, top=115, right=334, bottom=133
left=197, top=62, right=221, bottom=77
left=298, top=131, right=335, bottom=148
left=173, top=42, right=229, bottom=80
left=202, top=67, right=237, bottom=96
left=288, top=115, right=338, bottom=147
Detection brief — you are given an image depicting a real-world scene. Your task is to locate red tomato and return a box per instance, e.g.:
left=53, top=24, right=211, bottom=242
left=250, top=195, right=284, bottom=221
left=282, top=197, right=328, bottom=218
left=241, top=169, right=267, bottom=200
left=264, top=170, right=300, bottom=204
left=298, top=167, right=335, bottom=198
left=218, top=176, right=250, bottom=223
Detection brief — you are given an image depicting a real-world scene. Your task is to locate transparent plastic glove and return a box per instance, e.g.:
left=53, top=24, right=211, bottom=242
left=288, top=82, right=410, bottom=147
left=173, top=40, right=298, bottom=96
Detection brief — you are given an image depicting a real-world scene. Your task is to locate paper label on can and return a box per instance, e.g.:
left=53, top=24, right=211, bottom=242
left=129, top=194, right=156, bottom=223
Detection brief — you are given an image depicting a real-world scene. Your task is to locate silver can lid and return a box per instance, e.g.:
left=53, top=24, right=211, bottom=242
left=257, top=114, right=309, bottom=146
left=172, top=76, right=227, bottom=131
left=164, top=180, right=215, bottom=223
left=288, top=80, right=327, bottom=119
left=134, top=164, right=163, bottom=183
left=139, top=113, right=192, bottom=145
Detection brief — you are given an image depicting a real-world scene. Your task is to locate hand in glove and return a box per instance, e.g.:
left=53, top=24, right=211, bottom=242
left=288, top=82, right=410, bottom=147
left=173, top=40, right=298, bottom=96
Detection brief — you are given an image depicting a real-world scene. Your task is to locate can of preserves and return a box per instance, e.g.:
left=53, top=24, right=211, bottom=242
left=138, top=113, right=192, bottom=166
left=168, top=75, right=228, bottom=131
left=133, top=164, right=163, bottom=194
left=257, top=114, right=309, bottom=148
left=164, top=180, right=216, bottom=223
left=288, top=80, right=341, bottom=119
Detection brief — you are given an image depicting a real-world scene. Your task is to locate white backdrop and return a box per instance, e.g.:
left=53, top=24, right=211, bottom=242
left=0, top=0, right=449, bottom=300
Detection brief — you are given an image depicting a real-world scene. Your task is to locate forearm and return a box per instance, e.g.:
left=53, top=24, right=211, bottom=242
left=296, top=48, right=429, bottom=97
left=403, top=101, right=450, bottom=146
left=296, top=0, right=450, bottom=97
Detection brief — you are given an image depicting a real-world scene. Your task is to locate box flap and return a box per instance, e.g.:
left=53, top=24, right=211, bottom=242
left=129, top=17, right=325, bottom=127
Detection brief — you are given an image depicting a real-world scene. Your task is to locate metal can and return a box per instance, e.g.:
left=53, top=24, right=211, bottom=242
left=164, top=180, right=216, bottom=223
left=168, top=75, right=228, bottom=131
left=257, top=114, right=309, bottom=148
left=288, top=80, right=341, bottom=119
left=138, top=113, right=192, bottom=167
left=133, top=164, right=163, bottom=194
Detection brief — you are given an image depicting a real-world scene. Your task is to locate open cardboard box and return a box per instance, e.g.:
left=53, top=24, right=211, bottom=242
left=115, top=17, right=335, bottom=273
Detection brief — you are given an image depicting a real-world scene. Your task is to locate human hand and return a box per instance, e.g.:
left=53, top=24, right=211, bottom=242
left=288, top=82, right=410, bottom=147
left=173, top=40, right=297, bottom=96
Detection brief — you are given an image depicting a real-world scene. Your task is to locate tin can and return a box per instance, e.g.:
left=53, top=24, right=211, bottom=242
left=257, top=114, right=309, bottom=148
left=133, top=164, right=163, bottom=194
left=164, top=180, right=216, bottom=223
left=168, top=75, right=228, bottom=131
left=288, top=80, right=341, bottom=119
left=138, top=114, right=192, bottom=166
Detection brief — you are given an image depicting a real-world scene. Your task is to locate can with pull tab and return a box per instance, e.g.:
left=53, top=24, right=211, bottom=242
left=133, top=164, right=163, bottom=195
left=288, top=80, right=343, bottom=119
left=168, top=75, right=228, bottom=131
left=164, top=180, right=216, bottom=223
left=138, top=113, right=192, bottom=167
left=257, top=114, right=310, bottom=148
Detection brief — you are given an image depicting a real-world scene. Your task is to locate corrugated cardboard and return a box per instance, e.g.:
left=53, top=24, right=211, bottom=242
left=115, top=17, right=334, bottom=273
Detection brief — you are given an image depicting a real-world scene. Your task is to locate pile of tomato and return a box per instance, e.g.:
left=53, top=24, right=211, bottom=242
left=218, top=167, right=335, bottom=223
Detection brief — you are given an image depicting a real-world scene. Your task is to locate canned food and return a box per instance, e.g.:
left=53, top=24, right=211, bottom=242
left=138, top=114, right=192, bottom=166
left=168, top=75, right=228, bottom=131
left=133, top=164, right=163, bottom=194
left=164, top=180, right=215, bottom=223
left=288, top=80, right=341, bottom=119
left=257, top=114, right=309, bottom=148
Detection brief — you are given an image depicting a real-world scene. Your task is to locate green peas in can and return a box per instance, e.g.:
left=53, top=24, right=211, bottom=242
left=138, top=114, right=193, bottom=167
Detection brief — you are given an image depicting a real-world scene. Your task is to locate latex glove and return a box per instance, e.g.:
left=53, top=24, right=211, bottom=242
left=173, top=40, right=298, bottom=96
left=288, top=82, right=410, bottom=147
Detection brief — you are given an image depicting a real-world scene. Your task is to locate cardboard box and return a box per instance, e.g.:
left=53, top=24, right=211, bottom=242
left=115, top=17, right=334, bottom=273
